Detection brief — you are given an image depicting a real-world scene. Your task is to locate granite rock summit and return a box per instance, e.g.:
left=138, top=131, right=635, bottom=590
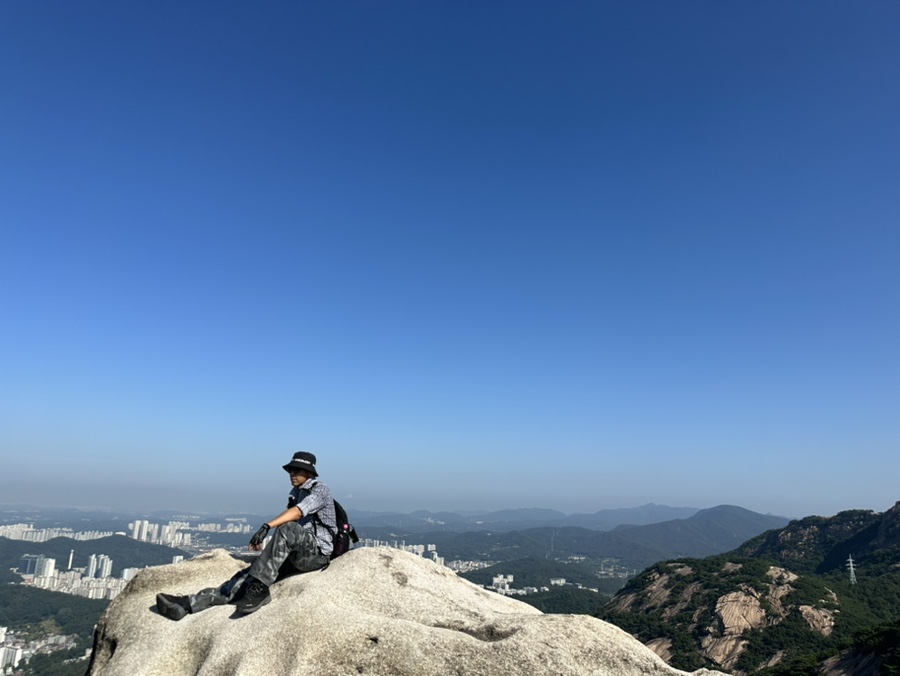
left=88, top=547, right=722, bottom=676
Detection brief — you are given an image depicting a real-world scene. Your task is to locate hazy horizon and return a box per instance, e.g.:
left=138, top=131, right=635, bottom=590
left=3, top=3, right=898, bottom=523
left=1, top=494, right=893, bottom=525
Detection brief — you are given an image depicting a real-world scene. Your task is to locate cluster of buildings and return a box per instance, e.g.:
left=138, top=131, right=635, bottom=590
left=358, top=537, right=446, bottom=566
left=489, top=573, right=556, bottom=596
left=2, top=517, right=255, bottom=552
left=194, top=519, right=254, bottom=533
left=488, top=573, right=600, bottom=596
left=0, top=523, right=113, bottom=542
left=353, top=539, right=598, bottom=597
left=568, top=555, right=635, bottom=580
left=16, top=552, right=184, bottom=601
left=0, top=626, right=82, bottom=674
left=127, top=519, right=193, bottom=548
left=353, top=539, right=506, bottom=579
left=445, top=559, right=493, bottom=573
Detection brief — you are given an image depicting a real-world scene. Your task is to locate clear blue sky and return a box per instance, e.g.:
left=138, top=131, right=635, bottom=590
left=2, top=2, right=898, bottom=519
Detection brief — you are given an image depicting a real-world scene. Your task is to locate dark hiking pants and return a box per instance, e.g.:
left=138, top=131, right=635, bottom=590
left=187, top=522, right=329, bottom=613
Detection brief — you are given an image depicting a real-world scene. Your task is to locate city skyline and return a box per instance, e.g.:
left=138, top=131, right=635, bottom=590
left=2, top=3, right=899, bottom=519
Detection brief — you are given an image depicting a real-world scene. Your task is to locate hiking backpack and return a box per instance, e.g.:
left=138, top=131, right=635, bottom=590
left=328, top=499, right=360, bottom=559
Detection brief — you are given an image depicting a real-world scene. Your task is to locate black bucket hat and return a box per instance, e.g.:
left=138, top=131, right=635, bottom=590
left=282, top=451, right=318, bottom=476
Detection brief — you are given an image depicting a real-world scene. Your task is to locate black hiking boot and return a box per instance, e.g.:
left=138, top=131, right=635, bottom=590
left=234, top=578, right=271, bottom=615
left=156, top=593, right=192, bottom=621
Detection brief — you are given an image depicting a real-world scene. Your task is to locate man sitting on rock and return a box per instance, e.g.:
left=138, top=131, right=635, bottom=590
left=156, top=451, right=337, bottom=619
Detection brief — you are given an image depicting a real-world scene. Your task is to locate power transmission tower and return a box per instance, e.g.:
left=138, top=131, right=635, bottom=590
left=847, top=554, right=857, bottom=585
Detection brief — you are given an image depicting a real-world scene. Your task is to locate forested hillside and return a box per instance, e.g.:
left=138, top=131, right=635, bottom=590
left=0, top=585, right=106, bottom=648
left=598, top=502, right=900, bottom=674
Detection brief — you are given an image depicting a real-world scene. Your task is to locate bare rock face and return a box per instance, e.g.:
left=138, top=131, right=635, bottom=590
left=646, top=637, right=674, bottom=662
left=699, top=634, right=747, bottom=672
left=610, top=570, right=672, bottom=613
left=798, top=605, right=836, bottom=636
left=713, top=588, right=766, bottom=635
left=88, top=547, right=723, bottom=676
left=699, top=587, right=765, bottom=669
left=764, top=566, right=797, bottom=618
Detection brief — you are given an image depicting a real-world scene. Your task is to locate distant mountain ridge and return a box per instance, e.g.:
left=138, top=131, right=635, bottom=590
left=395, top=505, right=789, bottom=572
left=611, top=505, right=790, bottom=558
left=352, top=503, right=703, bottom=533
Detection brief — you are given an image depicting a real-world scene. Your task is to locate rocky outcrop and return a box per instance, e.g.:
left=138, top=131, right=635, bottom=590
left=764, top=567, right=797, bottom=618
left=799, top=605, right=836, bottom=636
left=712, top=589, right=766, bottom=635
left=646, top=637, right=673, bottom=662
left=609, top=570, right=671, bottom=613
left=692, top=567, right=808, bottom=670
left=88, top=547, right=723, bottom=676
left=662, top=582, right=702, bottom=621
left=766, top=566, right=798, bottom=584
left=699, top=634, right=747, bottom=672
left=699, top=587, right=765, bottom=669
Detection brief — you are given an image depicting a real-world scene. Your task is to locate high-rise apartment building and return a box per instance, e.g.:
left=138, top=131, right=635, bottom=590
left=87, top=554, right=113, bottom=579
left=18, top=554, right=56, bottom=577
left=0, top=646, right=24, bottom=669
left=98, top=554, right=113, bottom=579
left=18, top=554, right=41, bottom=575
left=37, top=557, right=56, bottom=578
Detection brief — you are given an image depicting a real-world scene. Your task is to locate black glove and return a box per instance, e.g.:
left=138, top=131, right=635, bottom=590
left=249, top=523, right=271, bottom=548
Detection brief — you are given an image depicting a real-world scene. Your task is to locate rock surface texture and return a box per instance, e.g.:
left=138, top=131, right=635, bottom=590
left=88, top=547, right=722, bottom=676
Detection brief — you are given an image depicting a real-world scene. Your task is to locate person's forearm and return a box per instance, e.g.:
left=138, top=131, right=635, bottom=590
left=266, top=506, right=302, bottom=528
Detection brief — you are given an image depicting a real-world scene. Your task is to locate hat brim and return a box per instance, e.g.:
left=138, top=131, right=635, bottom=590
left=282, top=462, right=318, bottom=476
